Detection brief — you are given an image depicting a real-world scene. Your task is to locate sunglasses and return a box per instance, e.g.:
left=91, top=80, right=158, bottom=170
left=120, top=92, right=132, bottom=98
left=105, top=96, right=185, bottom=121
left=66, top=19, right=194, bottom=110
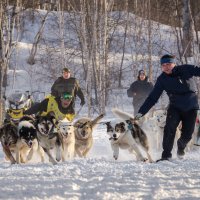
left=61, top=94, right=73, bottom=100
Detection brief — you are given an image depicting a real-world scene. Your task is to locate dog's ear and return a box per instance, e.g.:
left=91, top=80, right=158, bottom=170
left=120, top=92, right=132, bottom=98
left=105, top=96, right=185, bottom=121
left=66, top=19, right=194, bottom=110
left=51, top=116, right=58, bottom=126
left=120, top=122, right=125, bottom=127
left=104, top=121, right=111, bottom=126
left=35, top=115, right=41, bottom=124
left=104, top=121, right=114, bottom=132
left=79, top=121, right=88, bottom=129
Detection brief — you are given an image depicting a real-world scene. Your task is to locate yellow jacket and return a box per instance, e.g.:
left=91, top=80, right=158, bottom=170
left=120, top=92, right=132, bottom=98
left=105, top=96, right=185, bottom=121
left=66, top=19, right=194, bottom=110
left=41, top=96, right=75, bottom=121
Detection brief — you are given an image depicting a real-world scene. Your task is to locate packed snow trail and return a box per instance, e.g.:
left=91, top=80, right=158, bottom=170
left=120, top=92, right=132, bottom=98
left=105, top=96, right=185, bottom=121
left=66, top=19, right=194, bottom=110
left=0, top=122, right=200, bottom=200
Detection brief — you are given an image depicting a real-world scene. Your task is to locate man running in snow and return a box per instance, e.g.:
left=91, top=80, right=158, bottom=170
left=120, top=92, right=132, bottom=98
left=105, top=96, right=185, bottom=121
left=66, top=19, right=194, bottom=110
left=135, top=54, right=200, bottom=161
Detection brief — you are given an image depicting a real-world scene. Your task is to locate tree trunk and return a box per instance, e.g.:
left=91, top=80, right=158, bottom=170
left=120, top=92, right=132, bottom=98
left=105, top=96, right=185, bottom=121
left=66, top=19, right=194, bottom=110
left=182, top=0, right=194, bottom=59
left=27, top=10, right=49, bottom=65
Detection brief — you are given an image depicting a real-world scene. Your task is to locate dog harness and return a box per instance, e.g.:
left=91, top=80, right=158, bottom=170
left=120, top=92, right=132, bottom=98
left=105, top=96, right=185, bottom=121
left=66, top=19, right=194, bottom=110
left=41, top=96, right=75, bottom=121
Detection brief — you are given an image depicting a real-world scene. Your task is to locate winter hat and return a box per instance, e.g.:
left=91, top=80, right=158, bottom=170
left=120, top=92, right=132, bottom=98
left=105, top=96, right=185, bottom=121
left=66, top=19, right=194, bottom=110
left=138, top=70, right=146, bottom=75
left=160, top=54, right=175, bottom=65
left=62, top=67, right=70, bottom=73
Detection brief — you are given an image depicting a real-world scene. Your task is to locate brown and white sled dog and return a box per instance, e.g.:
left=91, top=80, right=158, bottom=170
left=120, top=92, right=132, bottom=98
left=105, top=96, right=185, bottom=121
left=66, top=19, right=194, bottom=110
left=0, top=122, right=18, bottom=164
left=17, top=116, right=44, bottom=164
left=57, top=118, right=75, bottom=161
left=35, top=114, right=62, bottom=164
left=105, top=108, right=153, bottom=162
left=74, top=114, right=104, bottom=158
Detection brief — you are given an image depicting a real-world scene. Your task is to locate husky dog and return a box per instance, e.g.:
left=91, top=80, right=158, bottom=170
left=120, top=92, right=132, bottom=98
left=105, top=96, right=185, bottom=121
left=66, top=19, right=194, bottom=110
left=105, top=108, right=153, bottom=162
left=0, top=122, right=18, bottom=164
left=35, top=114, right=62, bottom=164
left=140, top=109, right=167, bottom=151
left=74, top=114, right=104, bottom=158
left=57, top=118, right=75, bottom=161
left=17, top=115, right=44, bottom=163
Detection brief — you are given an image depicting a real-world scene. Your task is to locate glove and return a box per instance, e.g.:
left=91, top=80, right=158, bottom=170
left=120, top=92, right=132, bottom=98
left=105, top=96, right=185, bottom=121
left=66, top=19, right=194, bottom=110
left=80, top=100, right=85, bottom=106
left=134, top=113, right=143, bottom=120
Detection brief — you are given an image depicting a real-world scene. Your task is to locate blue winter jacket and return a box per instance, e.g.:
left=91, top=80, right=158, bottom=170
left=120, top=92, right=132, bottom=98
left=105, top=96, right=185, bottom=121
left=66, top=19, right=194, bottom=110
left=138, top=64, right=200, bottom=115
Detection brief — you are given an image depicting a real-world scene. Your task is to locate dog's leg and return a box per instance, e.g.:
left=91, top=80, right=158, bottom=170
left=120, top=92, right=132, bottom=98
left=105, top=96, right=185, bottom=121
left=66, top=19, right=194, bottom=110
left=27, top=141, right=38, bottom=162
left=82, top=147, right=90, bottom=158
left=129, top=142, right=147, bottom=162
left=26, top=148, right=34, bottom=162
left=139, top=145, right=153, bottom=163
left=75, top=146, right=83, bottom=157
left=55, top=138, right=62, bottom=162
left=16, top=148, right=20, bottom=164
left=38, top=145, right=45, bottom=162
left=3, top=147, right=16, bottom=164
left=82, top=141, right=93, bottom=158
left=20, top=150, right=27, bottom=163
left=68, top=143, right=75, bottom=159
left=111, top=143, right=119, bottom=160
left=68, top=142, right=75, bottom=159
left=61, top=146, right=66, bottom=162
left=43, top=147, right=57, bottom=165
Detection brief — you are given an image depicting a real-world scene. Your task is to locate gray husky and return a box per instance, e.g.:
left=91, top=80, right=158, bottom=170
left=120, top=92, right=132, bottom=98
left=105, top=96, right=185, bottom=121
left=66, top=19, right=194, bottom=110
left=0, top=122, right=18, bottom=164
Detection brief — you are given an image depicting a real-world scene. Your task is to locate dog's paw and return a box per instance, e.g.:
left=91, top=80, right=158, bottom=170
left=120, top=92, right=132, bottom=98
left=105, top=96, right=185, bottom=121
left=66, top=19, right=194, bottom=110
left=11, top=160, right=16, bottom=164
left=49, top=158, right=57, bottom=165
left=113, top=155, right=118, bottom=160
left=142, top=158, right=148, bottom=162
left=56, top=157, right=61, bottom=162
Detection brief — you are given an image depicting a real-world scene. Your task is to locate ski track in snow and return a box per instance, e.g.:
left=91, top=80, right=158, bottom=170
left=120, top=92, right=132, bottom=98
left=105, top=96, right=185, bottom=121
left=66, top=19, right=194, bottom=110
left=0, top=122, right=200, bottom=200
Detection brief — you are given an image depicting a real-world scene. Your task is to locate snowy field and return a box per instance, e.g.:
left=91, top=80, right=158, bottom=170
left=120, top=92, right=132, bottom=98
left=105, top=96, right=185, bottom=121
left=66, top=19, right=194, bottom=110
left=1, top=8, right=200, bottom=200
left=1, top=109, right=200, bottom=200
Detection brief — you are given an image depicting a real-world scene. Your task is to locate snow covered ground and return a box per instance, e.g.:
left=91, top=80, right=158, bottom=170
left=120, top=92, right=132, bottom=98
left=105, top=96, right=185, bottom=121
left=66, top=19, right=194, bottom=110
left=2, top=8, right=200, bottom=200
left=1, top=110, right=200, bottom=200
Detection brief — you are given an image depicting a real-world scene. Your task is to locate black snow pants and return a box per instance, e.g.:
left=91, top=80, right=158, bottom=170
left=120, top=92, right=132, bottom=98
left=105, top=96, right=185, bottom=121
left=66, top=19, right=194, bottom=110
left=162, top=106, right=197, bottom=159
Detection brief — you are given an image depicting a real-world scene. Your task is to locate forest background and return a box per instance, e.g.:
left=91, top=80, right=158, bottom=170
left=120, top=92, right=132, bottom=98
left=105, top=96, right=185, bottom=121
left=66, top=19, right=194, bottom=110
left=0, top=0, right=200, bottom=121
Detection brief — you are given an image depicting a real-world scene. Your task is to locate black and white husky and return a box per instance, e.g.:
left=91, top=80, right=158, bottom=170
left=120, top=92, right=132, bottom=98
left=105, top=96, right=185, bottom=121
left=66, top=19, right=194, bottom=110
left=35, top=114, right=62, bottom=164
left=105, top=108, right=153, bottom=162
left=17, top=116, right=44, bottom=163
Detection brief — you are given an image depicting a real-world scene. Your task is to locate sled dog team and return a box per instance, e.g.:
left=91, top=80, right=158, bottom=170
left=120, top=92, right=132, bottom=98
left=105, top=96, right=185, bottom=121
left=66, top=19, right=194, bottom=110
left=0, top=108, right=158, bottom=164
left=0, top=108, right=198, bottom=165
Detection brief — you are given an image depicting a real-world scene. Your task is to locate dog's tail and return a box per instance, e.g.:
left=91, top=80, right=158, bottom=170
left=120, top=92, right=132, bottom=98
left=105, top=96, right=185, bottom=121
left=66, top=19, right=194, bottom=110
left=91, top=114, right=105, bottom=129
left=112, top=108, right=134, bottom=121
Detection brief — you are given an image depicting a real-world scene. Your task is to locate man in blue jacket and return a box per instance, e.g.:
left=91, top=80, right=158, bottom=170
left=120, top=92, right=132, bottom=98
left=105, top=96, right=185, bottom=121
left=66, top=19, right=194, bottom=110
left=135, top=54, right=200, bottom=161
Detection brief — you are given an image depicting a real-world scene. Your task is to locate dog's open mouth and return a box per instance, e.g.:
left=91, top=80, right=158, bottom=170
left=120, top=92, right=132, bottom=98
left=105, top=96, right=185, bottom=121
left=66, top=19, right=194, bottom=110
left=109, top=136, right=118, bottom=141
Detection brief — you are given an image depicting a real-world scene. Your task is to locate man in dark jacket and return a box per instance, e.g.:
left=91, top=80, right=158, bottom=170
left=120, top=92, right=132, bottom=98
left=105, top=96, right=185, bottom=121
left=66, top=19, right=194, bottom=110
left=127, top=70, right=153, bottom=115
left=135, top=54, right=200, bottom=161
left=51, top=67, right=85, bottom=108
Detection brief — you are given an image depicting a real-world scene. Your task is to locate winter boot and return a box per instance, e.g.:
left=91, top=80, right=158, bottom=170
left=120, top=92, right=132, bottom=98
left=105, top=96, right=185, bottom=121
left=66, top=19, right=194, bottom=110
left=177, top=148, right=185, bottom=159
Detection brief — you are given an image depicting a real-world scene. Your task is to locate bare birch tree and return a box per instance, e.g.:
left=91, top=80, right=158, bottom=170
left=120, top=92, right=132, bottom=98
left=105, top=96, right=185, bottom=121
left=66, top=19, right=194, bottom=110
left=182, top=0, right=194, bottom=60
left=0, top=1, right=19, bottom=123
left=27, top=10, right=50, bottom=65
